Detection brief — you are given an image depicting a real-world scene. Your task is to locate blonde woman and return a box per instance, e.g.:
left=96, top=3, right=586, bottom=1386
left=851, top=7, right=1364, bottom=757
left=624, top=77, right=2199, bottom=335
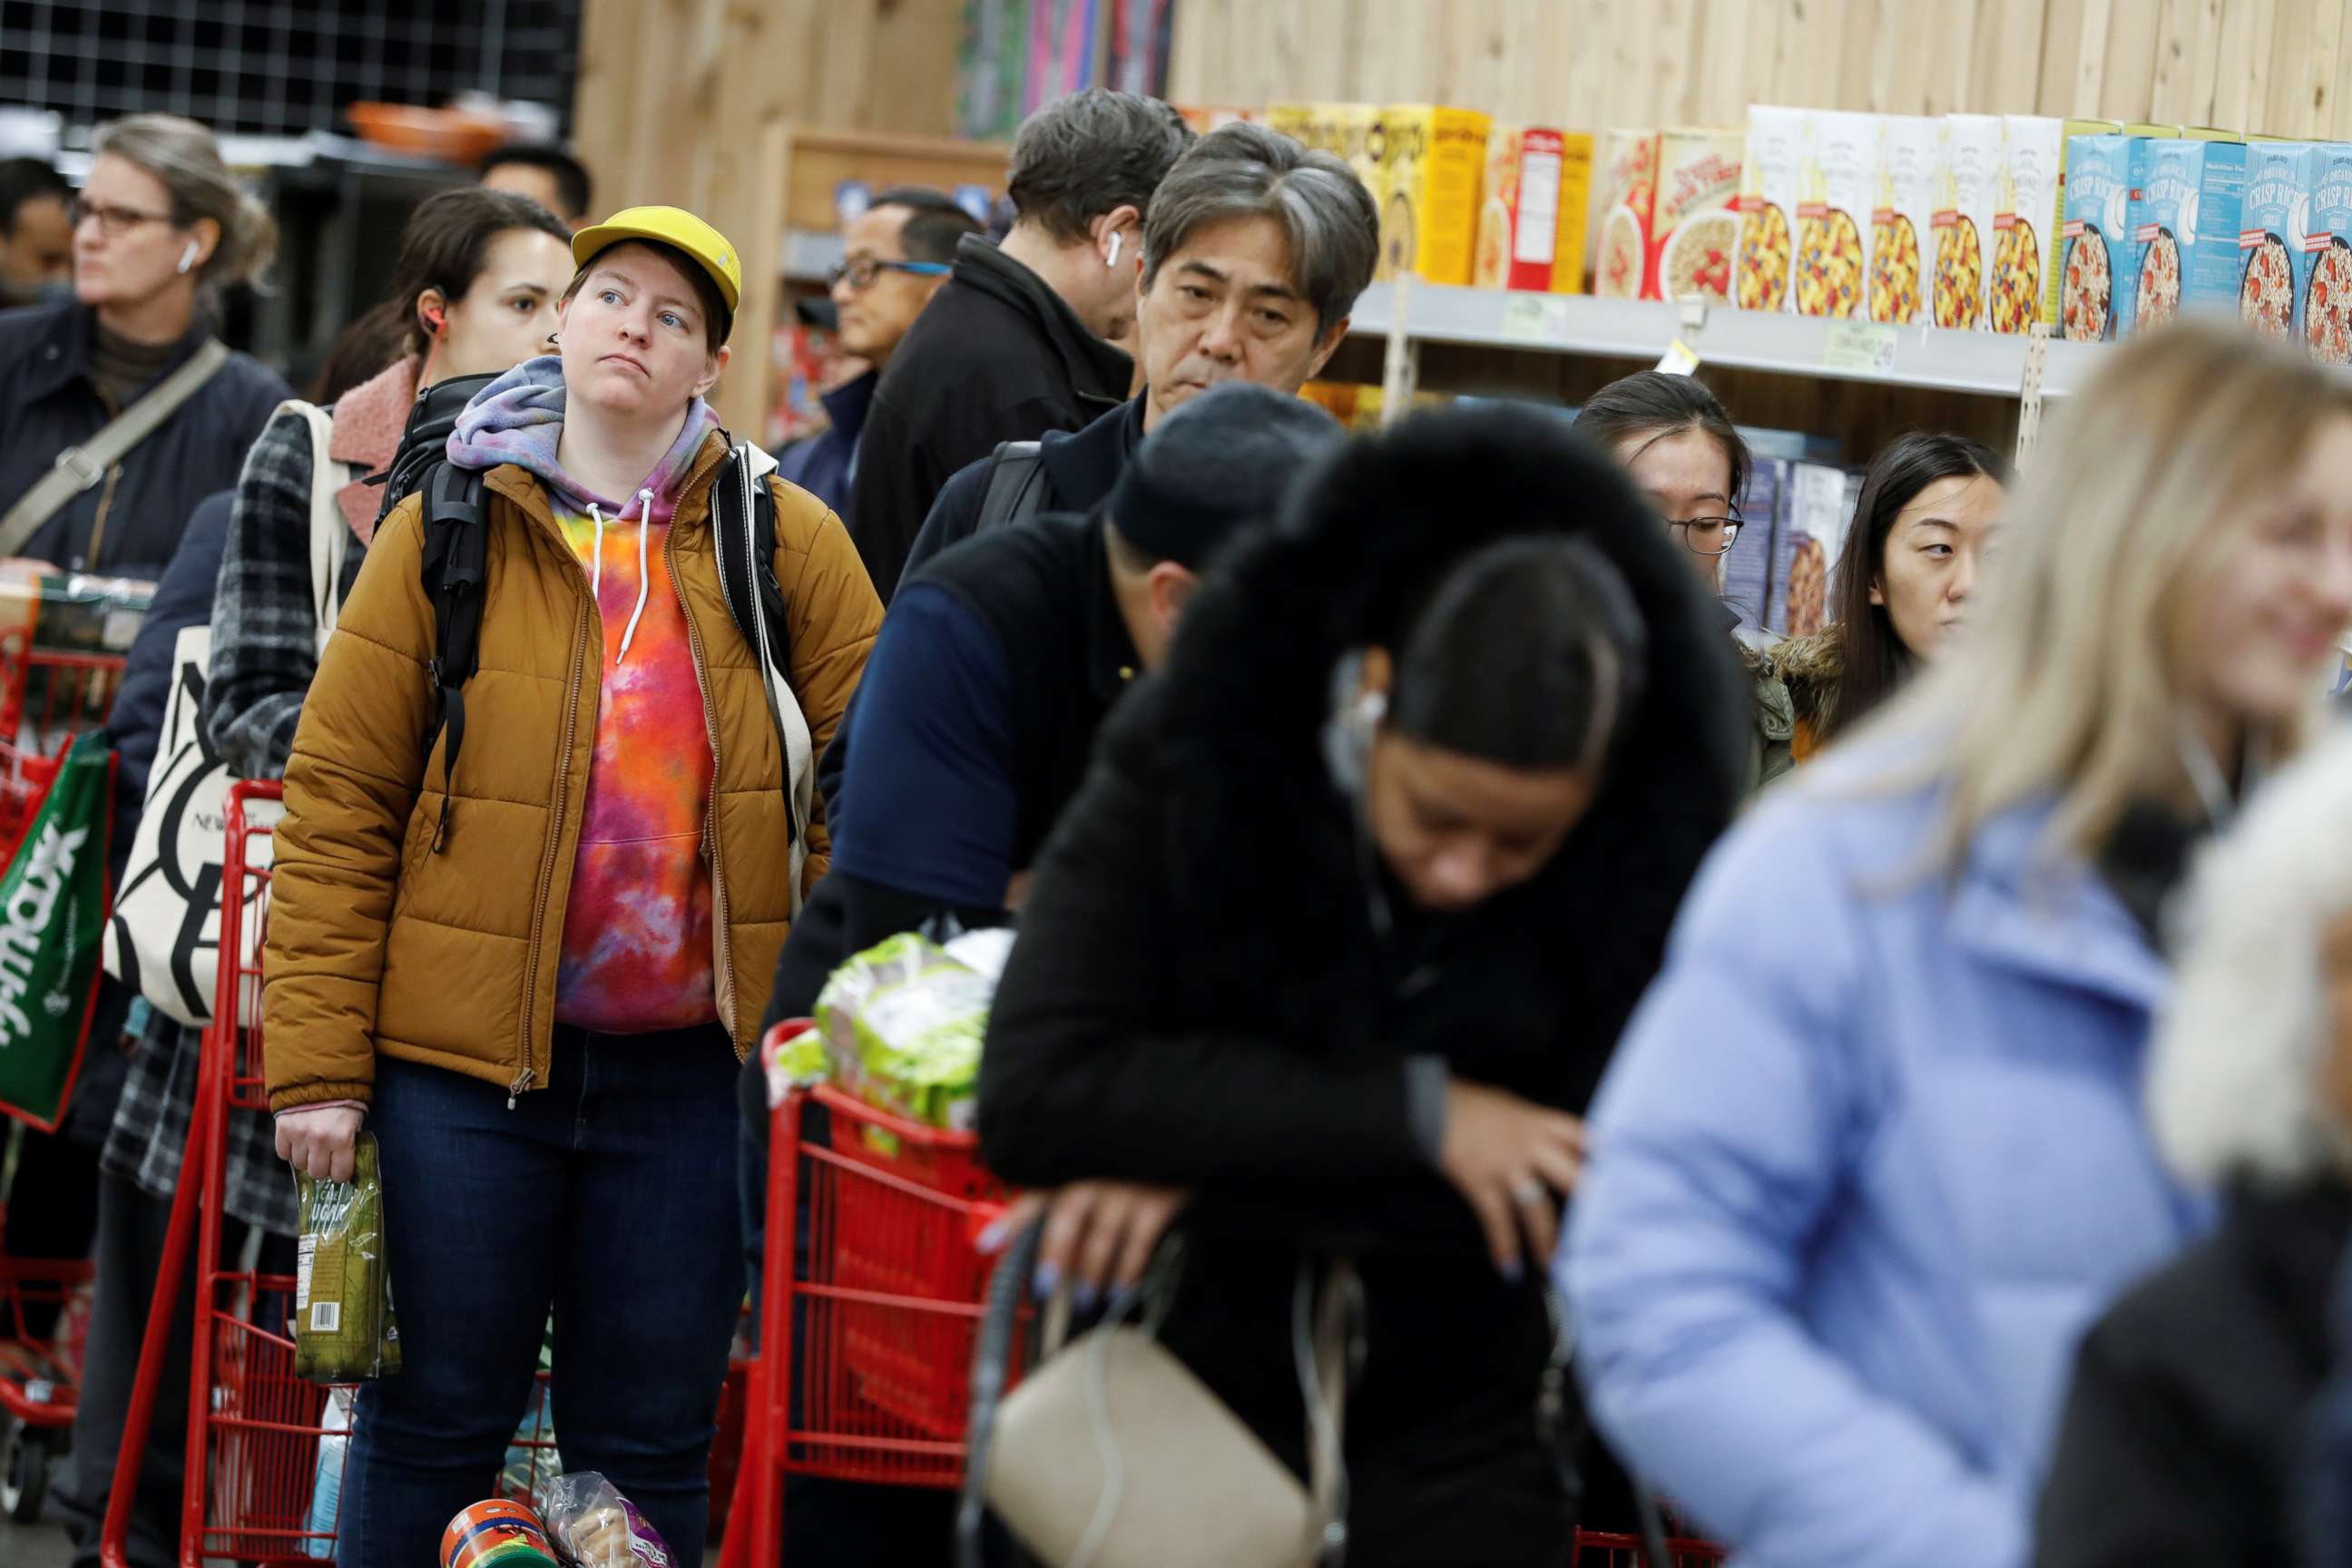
left=1561, top=320, right=2352, bottom=1568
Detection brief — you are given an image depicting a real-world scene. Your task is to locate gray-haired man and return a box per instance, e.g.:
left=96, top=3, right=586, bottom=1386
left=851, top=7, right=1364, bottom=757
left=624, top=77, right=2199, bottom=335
left=896, top=120, right=1380, bottom=582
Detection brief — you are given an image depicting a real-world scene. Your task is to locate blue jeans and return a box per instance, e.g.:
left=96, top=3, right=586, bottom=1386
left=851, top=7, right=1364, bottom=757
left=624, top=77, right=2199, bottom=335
left=338, top=1026, right=744, bottom=1568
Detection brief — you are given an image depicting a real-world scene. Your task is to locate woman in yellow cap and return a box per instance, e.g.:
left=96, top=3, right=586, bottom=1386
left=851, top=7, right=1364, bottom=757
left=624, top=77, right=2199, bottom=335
left=259, top=208, right=881, bottom=1568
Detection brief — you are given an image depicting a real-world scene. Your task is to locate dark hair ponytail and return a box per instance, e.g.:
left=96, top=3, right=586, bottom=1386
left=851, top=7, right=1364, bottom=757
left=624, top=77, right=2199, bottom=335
left=1820, top=431, right=2011, bottom=745
left=337, top=187, right=571, bottom=383
left=1573, top=371, right=1752, bottom=511
left=1389, top=535, right=1649, bottom=772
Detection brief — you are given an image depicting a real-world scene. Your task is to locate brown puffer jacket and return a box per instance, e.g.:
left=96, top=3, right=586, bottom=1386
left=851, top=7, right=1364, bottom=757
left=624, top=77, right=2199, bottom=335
left=261, top=431, right=879, bottom=1111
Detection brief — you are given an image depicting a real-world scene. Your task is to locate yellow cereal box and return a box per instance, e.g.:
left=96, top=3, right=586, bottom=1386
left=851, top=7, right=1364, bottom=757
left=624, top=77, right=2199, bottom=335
left=1737, top=105, right=1805, bottom=313
left=1935, top=113, right=2002, bottom=329
left=1592, top=130, right=1661, bottom=299
left=1552, top=132, right=1593, bottom=294
left=1870, top=115, right=1938, bottom=324
left=1796, top=111, right=1875, bottom=319
left=1474, top=127, right=1592, bottom=292
left=1380, top=104, right=1492, bottom=284
left=1648, top=128, right=1742, bottom=304
left=1265, top=103, right=1314, bottom=147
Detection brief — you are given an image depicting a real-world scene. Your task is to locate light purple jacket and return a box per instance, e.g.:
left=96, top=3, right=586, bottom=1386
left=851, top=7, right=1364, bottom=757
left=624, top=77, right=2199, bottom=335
left=1562, top=746, right=2212, bottom=1568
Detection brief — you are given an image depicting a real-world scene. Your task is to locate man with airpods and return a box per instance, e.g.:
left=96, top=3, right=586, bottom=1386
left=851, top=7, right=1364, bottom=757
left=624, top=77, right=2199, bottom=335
left=845, top=88, right=1194, bottom=601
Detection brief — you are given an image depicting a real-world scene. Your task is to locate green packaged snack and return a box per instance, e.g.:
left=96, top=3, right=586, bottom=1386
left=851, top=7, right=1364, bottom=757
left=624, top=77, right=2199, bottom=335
left=293, top=1132, right=401, bottom=1381
left=813, top=934, right=990, bottom=1131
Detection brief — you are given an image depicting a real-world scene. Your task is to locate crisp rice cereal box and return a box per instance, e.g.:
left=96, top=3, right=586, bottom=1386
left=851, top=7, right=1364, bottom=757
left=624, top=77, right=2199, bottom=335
left=2058, top=134, right=2133, bottom=341
left=1796, top=111, right=1874, bottom=319
left=2302, top=144, right=2352, bottom=365
left=1381, top=104, right=1491, bottom=284
left=2238, top=140, right=2314, bottom=344
left=1737, top=105, right=1805, bottom=313
left=1475, top=127, right=1572, bottom=291
left=1551, top=132, right=1593, bottom=294
left=1648, top=128, right=1742, bottom=304
left=2034, top=116, right=2122, bottom=327
left=1870, top=115, right=1937, bottom=324
left=1935, top=114, right=2002, bottom=329
left=1592, top=130, right=1660, bottom=299
left=2128, top=135, right=2246, bottom=333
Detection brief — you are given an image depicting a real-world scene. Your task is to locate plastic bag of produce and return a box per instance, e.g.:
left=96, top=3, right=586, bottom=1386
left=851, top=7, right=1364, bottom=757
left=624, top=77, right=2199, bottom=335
left=813, top=933, right=990, bottom=1130
left=542, top=1472, right=675, bottom=1568
left=292, top=1133, right=402, bottom=1381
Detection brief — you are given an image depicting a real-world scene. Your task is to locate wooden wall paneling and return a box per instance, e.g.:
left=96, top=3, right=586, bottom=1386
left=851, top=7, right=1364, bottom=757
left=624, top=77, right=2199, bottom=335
left=1559, top=2, right=1614, bottom=130
left=2147, top=0, right=2204, bottom=122
left=2208, top=0, right=2275, bottom=132
left=1268, top=0, right=1350, bottom=102
left=1831, top=0, right=1880, bottom=110
left=2262, top=0, right=2337, bottom=137
left=869, top=0, right=960, bottom=135
left=1165, top=0, right=1213, bottom=101
left=1690, top=0, right=1759, bottom=124
left=2097, top=0, right=2162, bottom=120
left=1774, top=0, right=1849, bottom=111
left=2069, top=0, right=2115, bottom=113
left=1865, top=0, right=1936, bottom=115
left=1642, top=0, right=1701, bottom=126
left=573, top=0, right=644, bottom=203
left=1921, top=0, right=1985, bottom=115
left=713, top=118, right=795, bottom=441
left=1603, top=0, right=1657, bottom=130
left=1970, top=0, right=2050, bottom=115
left=2333, top=8, right=2352, bottom=137
left=2032, top=0, right=2088, bottom=112
left=813, top=0, right=881, bottom=128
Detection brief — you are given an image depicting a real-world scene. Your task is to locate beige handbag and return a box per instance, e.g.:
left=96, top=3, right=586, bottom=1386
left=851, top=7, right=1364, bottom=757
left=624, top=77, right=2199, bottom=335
left=965, top=1238, right=1360, bottom=1568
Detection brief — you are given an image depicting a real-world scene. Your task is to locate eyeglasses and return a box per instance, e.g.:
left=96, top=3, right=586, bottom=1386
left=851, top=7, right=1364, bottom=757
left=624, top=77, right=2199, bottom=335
left=1667, top=515, right=1744, bottom=556
left=67, top=197, right=174, bottom=239
left=827, top=257, right=951, bottom=291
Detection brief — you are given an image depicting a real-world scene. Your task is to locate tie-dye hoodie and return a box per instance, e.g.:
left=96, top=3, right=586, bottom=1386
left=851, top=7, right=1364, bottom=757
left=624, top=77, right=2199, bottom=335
left=447, top=357, right=721, bottom=1034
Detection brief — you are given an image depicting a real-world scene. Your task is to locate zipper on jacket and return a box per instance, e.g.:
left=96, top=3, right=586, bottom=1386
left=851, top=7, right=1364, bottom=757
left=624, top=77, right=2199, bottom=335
left=667, top=520, right=741, bottom=1047
left=515, top=579, right=592, bottom=1104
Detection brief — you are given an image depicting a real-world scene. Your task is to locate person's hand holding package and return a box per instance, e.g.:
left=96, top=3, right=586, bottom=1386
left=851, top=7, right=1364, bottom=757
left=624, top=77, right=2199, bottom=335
left=277, top=1102, right=365, bottom=1182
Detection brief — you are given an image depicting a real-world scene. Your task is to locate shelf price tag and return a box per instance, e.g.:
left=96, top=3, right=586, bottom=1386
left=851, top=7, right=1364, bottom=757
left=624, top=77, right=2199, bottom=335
left=1820, top=321, right=1898, bottom=375
left=1497, top=295, right=1571, bottom=344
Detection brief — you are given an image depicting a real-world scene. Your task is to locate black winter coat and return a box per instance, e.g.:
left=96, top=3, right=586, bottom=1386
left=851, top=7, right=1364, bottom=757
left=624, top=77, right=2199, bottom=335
left=844, top=235, right=1131, bottom=601
left=2035, top=1181, right=2352, bottom=1568
left=977, top=408, right=1748, bottom=1567
left=0, top=302, right=289, bottom=577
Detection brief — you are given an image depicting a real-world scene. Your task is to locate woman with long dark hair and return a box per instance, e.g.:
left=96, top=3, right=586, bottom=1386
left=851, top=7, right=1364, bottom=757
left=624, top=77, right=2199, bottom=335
left=1771, top=432, right=2009, bottom=760
left=974, top=405, right=1747, bottom=1565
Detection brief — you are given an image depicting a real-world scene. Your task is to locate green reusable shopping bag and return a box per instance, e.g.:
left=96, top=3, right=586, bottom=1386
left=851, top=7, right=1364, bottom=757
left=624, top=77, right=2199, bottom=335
left=0, top=731, right=114, bottom=1131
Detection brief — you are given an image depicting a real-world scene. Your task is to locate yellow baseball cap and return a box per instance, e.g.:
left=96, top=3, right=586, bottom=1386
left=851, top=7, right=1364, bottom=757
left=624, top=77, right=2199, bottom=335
left=572, top=205, right=743, bottom=320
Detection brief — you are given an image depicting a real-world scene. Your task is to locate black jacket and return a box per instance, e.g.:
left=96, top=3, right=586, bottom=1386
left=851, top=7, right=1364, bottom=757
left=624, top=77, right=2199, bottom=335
left=897, top=392, right=1144, bottom=585
left=763, top=511, right=1141, bottom=1031
left=976, top=408, right=1748, bottom=1565
left=2036, top=1181, right=2352, bottom=1568
left=844, top=234, right=1131, bottom=601
left=0, top=302, right=289, bottom=578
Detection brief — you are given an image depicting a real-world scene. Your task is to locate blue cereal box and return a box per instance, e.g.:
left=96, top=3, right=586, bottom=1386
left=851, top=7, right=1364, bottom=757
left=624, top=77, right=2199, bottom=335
left=2058, top=135, right=2133, bottom=340
left=2238, top=141, right=2313, bottom=343
left=2303, top=145, right=2352, bottom=366
left=2127, top=136, right=2247, bottom=333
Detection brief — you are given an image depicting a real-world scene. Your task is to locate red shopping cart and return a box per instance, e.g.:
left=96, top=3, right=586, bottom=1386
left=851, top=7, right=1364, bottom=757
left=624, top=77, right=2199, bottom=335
left=721, top=1049, right=1015, bottom=1568
left=0, top=1200, right=92, bottom=1522
left=0, top=639, right=125, bottom=862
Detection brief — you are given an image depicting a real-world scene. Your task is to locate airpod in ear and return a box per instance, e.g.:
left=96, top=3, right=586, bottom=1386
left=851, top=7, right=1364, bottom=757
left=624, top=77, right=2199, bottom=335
left=1105, top=231, right=1122, bottom=270
left=177, top=239, right=200, bottom=275
left=1355, top=690, right=1387, bottom=727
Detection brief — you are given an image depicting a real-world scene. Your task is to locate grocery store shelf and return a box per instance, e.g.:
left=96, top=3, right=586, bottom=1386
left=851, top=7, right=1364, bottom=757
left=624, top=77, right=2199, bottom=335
left=1346, top=282, right=2110, bottom=398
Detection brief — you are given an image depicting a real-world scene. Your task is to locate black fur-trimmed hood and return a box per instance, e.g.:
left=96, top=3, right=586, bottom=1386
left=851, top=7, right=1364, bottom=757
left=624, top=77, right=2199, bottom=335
left=1095, top=403, right=1750, bottom=1105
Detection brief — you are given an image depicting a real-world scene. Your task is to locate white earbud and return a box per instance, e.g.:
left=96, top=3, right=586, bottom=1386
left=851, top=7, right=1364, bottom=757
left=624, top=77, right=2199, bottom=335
left=1105, top=231, right=1122, bottom=270
left=1354, top=689, right=1387, bottom=728
left=177, top=239, right=200, bottom=275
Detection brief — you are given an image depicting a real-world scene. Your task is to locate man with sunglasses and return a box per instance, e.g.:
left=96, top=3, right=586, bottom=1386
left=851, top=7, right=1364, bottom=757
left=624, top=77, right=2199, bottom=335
left=774, top=189, right=977, bottom=520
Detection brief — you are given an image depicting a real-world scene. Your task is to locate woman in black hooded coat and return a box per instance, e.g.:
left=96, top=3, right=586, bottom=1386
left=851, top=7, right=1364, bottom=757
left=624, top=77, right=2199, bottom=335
left=975, top=405, right=1749, bottom=1565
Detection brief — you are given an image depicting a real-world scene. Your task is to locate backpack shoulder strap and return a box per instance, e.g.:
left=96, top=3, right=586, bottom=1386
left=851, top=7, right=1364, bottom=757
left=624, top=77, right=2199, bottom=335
left=972, top=441, right=1046, bottom=535
left=416, top=460, right=488, bottom=851
left=713, top=448, right=817, bottom=914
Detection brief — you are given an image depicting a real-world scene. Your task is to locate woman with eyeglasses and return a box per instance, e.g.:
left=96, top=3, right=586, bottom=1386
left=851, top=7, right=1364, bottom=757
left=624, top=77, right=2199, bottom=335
left=1575, top=372, right=1788, bottom=793
left=0, top=113, right=289, bottom=576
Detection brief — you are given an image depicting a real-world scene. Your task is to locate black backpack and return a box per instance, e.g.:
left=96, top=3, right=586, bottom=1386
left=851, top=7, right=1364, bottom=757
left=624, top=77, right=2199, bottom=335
left=369, top=377, right=802, bottom=854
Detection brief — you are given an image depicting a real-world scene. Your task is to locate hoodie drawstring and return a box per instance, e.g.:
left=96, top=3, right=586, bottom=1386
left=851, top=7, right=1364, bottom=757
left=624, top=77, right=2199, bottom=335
left=587, top=503, right=606, bottom=598
left=616, top=487, right=655, bottom=664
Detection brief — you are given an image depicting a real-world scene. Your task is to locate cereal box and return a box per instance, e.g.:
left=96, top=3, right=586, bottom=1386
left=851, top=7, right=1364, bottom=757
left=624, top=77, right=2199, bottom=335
left=1380, top=104, right=1491, bottom=284
left=1993, top=116, right=2062, bottom=333
left=2122, top=123, right=2183, bottom=141
left=1552, top=133, right=1593, bottom=294
left=1870, top=115, right=1938, bottom=324
left=1736, top=105, right=1805, bottom=313
left=1176, top=106, right=1257, bottom=135
left=1474, top=127, right=1590, bottom=292
left=1935, top=113, right=2003, bottom=329
left=1265, top=103, right=1314, bottom=147
left=1647, top=128, right=1742, bottom=304
left=2057, top=135, right=2133, bottom=341
left=1720, top=456, right=1783, bottom=635
left=1775, top=462, right=1854, bottom=637
left=2303, top=144, right=2352, bottom=365
left=2238, top=140, right=2314, bottom=343
left=1795, top=111, right=1875, bottom=319
left=1592, top=130, right=1660, bottom=299
left=1318, top=103, right=1388, bottom=220
left=2127, top=135, right=2245, bottom=332
left=2030, top=116, right=2122, bottom=328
